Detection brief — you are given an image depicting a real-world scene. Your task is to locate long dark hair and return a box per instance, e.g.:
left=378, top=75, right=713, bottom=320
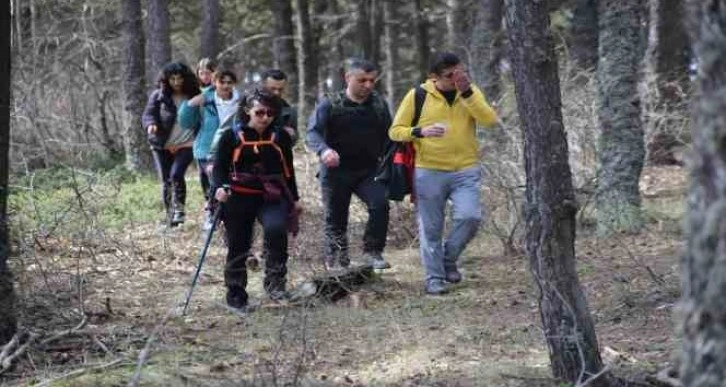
left=237, top=89, right=283, bottom=124
left=157, top=62, right=200, bottom=98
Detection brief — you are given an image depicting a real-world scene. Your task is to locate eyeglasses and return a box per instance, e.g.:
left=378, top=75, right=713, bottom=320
left=252, top=109, right=276, bottom=118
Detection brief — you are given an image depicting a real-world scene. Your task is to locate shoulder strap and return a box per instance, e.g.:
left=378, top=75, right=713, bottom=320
left=412, top=85, right=426, bottom=127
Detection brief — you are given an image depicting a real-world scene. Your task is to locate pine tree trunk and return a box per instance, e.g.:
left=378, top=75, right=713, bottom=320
left=569, top=0, right=598, bottom=71
left=122, top=0, right=149, bottom=171
left=293, top=0, right=317, bottom=124
left=646, top=0, right=689, bottom=165
left=413, top=0, right=430, bottom=81
left=356, top=0, right=373, bottom=59
left=504, top=0, right=609, bottom=385
left=595, top=0, right=646, bottom=235
left=200, top=0, right=220, bottom=59
left=680, top=2, right=726, bottom=385
left=0, top=0, right=17, bottom=345
left=271, top=0, right=298, bottom=104
left=370, top=0, right=383, bottom=66
left=383, top=0, right=401, bottom=107
left=146, top=0, right=171, bottom=88
left=469, top=0, right=503, bottom=102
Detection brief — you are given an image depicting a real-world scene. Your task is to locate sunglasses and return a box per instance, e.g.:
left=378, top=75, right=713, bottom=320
left=252, top=109, right=276, bottom=118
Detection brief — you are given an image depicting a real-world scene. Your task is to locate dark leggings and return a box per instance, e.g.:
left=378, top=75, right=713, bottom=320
left=196, top=158, right=212, bottom=203
left=151, top=147, right=194, bottom=213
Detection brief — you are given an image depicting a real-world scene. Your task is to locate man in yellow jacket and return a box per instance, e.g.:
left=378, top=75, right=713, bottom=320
left=389, top=52, right=499, bottom=295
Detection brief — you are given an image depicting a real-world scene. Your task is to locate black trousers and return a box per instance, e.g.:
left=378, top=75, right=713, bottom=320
left=151, top=147, right=194, bottom=213
left=222, top=194, right=290, bottom=294
left=320, top=167, right=389, bottom=264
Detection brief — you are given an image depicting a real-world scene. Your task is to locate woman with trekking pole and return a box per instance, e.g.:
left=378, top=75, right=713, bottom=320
left=210, top=89, right=303, bottom=311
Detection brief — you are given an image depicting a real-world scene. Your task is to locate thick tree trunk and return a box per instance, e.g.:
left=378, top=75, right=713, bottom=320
left=383, top=0, right=401, bottom=107
left=504, top=1, right=608, bottom=385
left=146, top=0, right=171, bottom=88
left=271, top=0, right=298, bottom=104
left=200, top=0, right=220, bottom=59
left=413, top=0, right=430, bottom=81
left=595, top=0, right=646, bottom=235
left=469, top=0, right=503, bottom=102
left=646, top=0, right=689, bottom=165
left=122, top=0, right=149, bottom=171
left=356, top=0, right=373, bottom=60
left=680, top=2, right=726, bottom=386
left=0, top=0, right=17, bottom=345
left=370, top=0, right=383, bottom=66
left=446, top=0, right=470, bottom=58
left=293, top=0, right=317, bottom=125
left=569, top=0, right=598, bottom=71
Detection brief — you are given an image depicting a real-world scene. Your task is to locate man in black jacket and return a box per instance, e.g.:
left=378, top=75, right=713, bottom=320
left=260, top=69, right=298, bottom=144
left=306, top=58, right=392, bottom=271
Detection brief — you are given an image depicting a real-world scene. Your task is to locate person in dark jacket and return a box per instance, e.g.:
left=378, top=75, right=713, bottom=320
left=142, top=62, right=200, bottom=227
left=305, top=58, right=392, bottom=271
left=211, top=90, right=303, bottom=310
left=260, top=69, right=298, bottom=144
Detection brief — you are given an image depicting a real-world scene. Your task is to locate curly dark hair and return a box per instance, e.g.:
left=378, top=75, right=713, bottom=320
left=237, top=88, right=283, bottom=124
left=157, top=62, right=200, bottom=98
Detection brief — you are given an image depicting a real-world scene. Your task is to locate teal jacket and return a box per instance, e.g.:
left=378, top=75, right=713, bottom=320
left=178, top=88, right=240, bottom=160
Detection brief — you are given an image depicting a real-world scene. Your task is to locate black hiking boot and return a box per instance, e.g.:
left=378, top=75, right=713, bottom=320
left=226, top=287, right=248, bottom=310
left=170, top=210, right=185, bottom=227
left=445, top=267, right=462, bottom=283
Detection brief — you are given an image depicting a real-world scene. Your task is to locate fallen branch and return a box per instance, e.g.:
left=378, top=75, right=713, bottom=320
left=33, top=358, right=127, bottom=387
left=0, top=332, right=39, bottom=374
left=39, top=314, right=88, bottom=347
left=0, top=332, right=22, bottom=360
left=127, top=307, right=175, bottom=387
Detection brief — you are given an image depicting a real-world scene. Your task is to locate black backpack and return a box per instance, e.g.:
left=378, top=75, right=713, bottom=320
left=375, top=86, right=426, bottom=201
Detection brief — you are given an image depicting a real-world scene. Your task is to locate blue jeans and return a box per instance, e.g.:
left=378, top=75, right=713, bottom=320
left=415, top=166, right=482, bottom=282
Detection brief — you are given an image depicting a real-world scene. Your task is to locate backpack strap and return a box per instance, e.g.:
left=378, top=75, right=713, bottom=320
left=412, top=85, right=426, bottom=127
left=231, top=130, right=291, bottom=179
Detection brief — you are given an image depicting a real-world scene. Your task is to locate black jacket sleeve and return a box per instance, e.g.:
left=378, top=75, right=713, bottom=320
left=279, top=130, right=300, bottom=201
left=141, top=90, right=161, bottom=130
left=210, top=128, right=235, bottom=192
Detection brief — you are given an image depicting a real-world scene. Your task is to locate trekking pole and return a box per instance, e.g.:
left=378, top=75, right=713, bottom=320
left=182, top=202, right=223, bottom=315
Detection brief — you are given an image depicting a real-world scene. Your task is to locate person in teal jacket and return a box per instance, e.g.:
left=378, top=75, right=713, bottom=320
left=179, top=68, right=241, bottom=230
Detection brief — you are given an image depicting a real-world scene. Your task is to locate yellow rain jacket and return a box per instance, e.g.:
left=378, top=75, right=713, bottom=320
left=389, top=80, right=498, bottom=171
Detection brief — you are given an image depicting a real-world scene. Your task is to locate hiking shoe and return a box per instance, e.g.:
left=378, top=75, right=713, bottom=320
left=268, top=288, right=290, bottom=302
left=226, top=287, right=248, bottom=310
left=366, top=253, right=391, bottom=270
left=424, top=279, right=449, bottom=295
left=445, top=268, right=462, bottom=284
left=171, top=210, right=185, bottom=226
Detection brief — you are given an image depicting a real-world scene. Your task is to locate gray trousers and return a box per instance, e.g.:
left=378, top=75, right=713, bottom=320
left=415, top=166, right=483, bottom=282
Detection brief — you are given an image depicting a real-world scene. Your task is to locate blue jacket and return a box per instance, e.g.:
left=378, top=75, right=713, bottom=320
left=179, top=88, right=240, bottom=160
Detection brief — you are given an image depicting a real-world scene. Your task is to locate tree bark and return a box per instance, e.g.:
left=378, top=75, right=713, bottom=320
left=469, top=0, right=503, bottom=102
left=504, top=0, right=608, bottom=385
left=595, top=0, right=646, bottom=234
left=0, top=0, right=17, bottom=345
left=413, top=0, right=430, bottom=81
left=680, top=1, right=726, bottom=385
left=356, top=0, right=373, bottom=60
left=370, top=0, right=383, bottom=66
left=271, top=0, right=298, bottom=104
left=569, top=0, right=598, bottom=71
left=146, top=0, right=171, bottom=88
left=645, top=0, right=689, bottom=165
left=122, top=0, right=149, bottom=171
left=383, top=0, right=401, bottom=107
left=200, top=0, right=220, bottom=59
left=446, top=0, right=471, bottom=58
left=293, top=0, right=317, bottom=124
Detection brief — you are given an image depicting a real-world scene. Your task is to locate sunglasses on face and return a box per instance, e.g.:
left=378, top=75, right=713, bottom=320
left=252, top=109, right=276, bottom=118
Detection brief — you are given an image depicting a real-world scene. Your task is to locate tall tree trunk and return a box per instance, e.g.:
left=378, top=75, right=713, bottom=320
left=146, top=0, right=171, bottom=88
left=356, top=0, right=373, bottom=59
left=271, top=0, right=298, bottom=104
left=595, top=0, right=646, bottom=235
left=680, top=1, right=726, bottom=385
left=646, top=0, right=689, bottom=165
left=413, top=0, right=430, bottom=81
left=383, top=0, right=401, bottom=107
left=569, top=0, right=598, bottom=72
left=370, top=0, right=383, bottom=66
left=504, top=0, right=609, bottom=385
left=122, top=0, right=149, bottom=171
left=293, top=0, right=317, bottom=126
left=0, top=0, right=17, bottom=345
left=327, top=0, right=345, bottom=92
left=469, top=0, right=503, bottom=102
left=446, top=0, right=471, bottom=58
left=200, top=0, right=220, bottom=59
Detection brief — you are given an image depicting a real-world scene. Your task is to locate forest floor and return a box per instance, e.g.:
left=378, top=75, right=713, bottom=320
left=1, top=163, right=686, bottom=387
